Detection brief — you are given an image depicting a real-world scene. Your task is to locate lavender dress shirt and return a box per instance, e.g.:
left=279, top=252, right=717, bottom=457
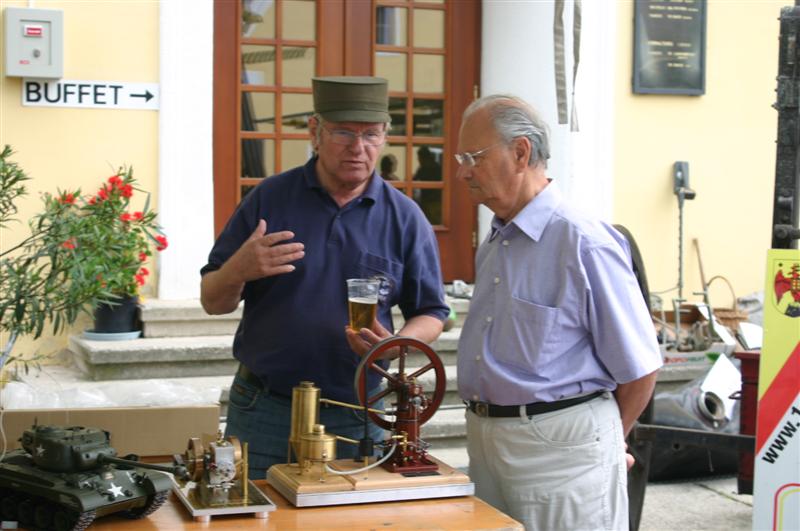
left=457, top=183, right=662, bottom=406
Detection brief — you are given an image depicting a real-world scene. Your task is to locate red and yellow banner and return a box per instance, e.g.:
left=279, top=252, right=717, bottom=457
left=753, top=249, right=800, bottom=530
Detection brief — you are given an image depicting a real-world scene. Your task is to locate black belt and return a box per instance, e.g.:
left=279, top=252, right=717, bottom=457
left=234, top=363, right=292, bottom=399
left=467, top=391, right=604, bottom=418
left=236, top=363, right=264, bottom=389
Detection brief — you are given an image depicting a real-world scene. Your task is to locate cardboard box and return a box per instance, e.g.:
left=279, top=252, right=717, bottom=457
left=2, top=405, right=220, bottom=457
left=653, top=304, right=737, bottom=367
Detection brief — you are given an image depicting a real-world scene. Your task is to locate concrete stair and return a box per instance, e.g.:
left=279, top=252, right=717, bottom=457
left=68, top=334, right=239, bottom=380
left=68, top=298, right=469, bottom=380
left=137, top=297, right=470, bottom=338
left=139, top=299, right=243, bottom=337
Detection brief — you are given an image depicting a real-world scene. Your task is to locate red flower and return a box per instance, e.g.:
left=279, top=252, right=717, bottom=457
left=120, top=184, right=133, bottom=198
left=132, top=211, right=143, bottom=221
left=60, top=238, right=76, bottom=250
left=98, top=188, right=109, bottom=200
left=134, top=273, right=146, bottom=286
left=58, top=192, right=75, bottom=205
left=139, top=267, right=150, bottom=276
left=88, top=196, right=97, bottom=205
left=120, top=212, right=132, bottom=222
left=139, top=252, right=148, bottom=262
left=155, top=235, right=168, bottom=251
left=108, top=175, right=122, bottom=187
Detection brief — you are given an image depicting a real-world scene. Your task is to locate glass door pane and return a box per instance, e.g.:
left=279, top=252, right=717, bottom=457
left=375, top=0, right=446, bottom=227
left=239, top=0, right=317, bottom=201
left=217, top=0, right=480, bottom=280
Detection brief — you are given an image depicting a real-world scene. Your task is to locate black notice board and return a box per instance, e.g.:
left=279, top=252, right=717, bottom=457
left=633, top=0, right=707, bottom=95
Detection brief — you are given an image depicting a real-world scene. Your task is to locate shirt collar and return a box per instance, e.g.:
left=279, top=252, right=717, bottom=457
left=490, top=181, right=562, bottom=242
left=302, top=156, right=379, bottom=205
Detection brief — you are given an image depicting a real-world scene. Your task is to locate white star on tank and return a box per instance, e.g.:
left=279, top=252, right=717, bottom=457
left=107, top=483, right=124, bottom=498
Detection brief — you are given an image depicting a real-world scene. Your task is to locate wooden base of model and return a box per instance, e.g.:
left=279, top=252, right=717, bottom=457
left=267, top=455, right=474, bottom=507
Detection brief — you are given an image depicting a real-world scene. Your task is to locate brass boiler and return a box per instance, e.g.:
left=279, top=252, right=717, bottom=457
left=299, top=424, right=337, bottom=465
left=289, top=381, right=338, bottom=464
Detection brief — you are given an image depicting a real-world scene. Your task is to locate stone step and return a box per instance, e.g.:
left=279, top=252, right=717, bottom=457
left=392, top=297, right=471, bottom=330
left=68, top=335, right=240, bottom=380
left=140, top=299, right=242, bottom=338
left=68, top=326, right=462, bottom=381
left=140, top=298, right=471, bottom=338
left=422, top=407, right=467, bottom=439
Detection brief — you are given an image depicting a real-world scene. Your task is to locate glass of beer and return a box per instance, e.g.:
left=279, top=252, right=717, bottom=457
left=347, top=278, right=380, bottom=330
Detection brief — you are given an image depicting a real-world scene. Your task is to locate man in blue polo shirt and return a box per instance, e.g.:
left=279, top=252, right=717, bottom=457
left=200, top=76, right=449, bottom=479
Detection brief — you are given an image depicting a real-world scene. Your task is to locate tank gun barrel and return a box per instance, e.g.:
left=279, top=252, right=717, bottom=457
left=98, top=454, right=189, bottom=480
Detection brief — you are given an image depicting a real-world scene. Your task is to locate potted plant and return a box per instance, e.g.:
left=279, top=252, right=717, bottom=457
left=77, top=168, right=168, bottom=335
left=0, top=146, right=167, bottom=374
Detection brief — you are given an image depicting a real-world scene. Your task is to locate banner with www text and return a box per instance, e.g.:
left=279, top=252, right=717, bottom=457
left=753, top=248, right=800, bottom=530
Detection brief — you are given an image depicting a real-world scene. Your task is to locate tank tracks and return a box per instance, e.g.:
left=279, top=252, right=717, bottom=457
left=0, top=488, right=96, bottom=530
left=65, top=510, right=97, bottom=531
left=121, top=489, right=169, bottom=519
left=0, top=487, right=168, bottom=529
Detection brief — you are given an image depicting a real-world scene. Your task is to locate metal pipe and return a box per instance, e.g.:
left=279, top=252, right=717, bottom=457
left=319, top=398, right=385, bottom=415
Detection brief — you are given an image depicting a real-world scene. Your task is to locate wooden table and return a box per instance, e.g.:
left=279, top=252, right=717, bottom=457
left=88, top=481, right=523, bottom=530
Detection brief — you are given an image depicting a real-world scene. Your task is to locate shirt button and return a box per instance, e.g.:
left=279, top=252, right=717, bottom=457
left=472, top=394, right=479, bottom=401
left=502, top=240, right=509, bottom=246
left=493, top=277, right=500, bottom=284
left=475, top=355, right=481, bottom=361
left=485, top=316, right=493, bottom=323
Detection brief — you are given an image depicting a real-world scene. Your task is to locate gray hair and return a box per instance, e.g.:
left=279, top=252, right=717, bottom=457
left=463, top=95, right=550, bottom=168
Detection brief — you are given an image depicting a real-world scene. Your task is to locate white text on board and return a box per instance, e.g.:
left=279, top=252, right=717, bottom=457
left=22, top=79, right=159, bottom=110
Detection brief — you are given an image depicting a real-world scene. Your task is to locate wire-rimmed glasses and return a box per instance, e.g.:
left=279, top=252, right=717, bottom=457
left=323, top=126, right=386, bottom=147
left=453, top=142, right=504, bottom=167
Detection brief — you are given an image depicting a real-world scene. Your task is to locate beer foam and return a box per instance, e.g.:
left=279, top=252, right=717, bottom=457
left=348, top=296, right=377, bottom=304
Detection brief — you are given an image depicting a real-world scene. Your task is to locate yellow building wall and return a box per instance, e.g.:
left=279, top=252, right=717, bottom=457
left=0, top=0, right=159, bottom=363
left=614, top=0, right=782, bottom=311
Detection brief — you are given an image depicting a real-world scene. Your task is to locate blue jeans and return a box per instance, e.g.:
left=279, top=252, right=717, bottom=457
left=224, top=373, right=385, bottom=479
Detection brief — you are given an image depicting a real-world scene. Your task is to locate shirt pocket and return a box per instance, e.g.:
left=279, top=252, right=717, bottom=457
left=493, top=295, right=560, bottom=371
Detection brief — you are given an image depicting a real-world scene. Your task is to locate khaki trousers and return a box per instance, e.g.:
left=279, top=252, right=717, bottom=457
left=466, top=392, right=628, bottom=531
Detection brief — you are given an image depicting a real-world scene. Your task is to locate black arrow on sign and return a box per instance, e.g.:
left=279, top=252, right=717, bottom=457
left=130, top=90, right=154, bottom=102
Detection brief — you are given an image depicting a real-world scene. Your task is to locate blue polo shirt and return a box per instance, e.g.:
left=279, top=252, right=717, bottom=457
left=201, top=157, right=449, bottom=402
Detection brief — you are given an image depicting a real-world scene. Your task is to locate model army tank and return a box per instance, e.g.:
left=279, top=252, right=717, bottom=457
left=0, top=424, right=187, bottom=530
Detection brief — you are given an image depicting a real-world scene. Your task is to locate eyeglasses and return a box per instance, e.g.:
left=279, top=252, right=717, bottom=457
left=454, top=142, right=503, bottom=167
left=323, top=126, right=386, bottom=147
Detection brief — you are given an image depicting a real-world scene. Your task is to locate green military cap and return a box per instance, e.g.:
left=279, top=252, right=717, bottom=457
left=312, top=76, right=390, bottom=123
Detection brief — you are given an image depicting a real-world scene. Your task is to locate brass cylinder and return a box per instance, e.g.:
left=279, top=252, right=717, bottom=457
left=299, top=424, right=337, bottom=463
left=290, top=381, right=320, bottom=461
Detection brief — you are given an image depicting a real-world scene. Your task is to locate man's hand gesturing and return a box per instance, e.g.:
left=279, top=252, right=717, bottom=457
left=235, top=219, right=305, bottom=282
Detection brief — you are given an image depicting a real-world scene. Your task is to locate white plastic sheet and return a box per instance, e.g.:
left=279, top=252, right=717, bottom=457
left=0, top=379, right=221, bottom=409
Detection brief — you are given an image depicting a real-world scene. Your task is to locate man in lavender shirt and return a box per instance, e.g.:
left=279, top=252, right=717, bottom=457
left=455, top=95, right=662, bottom=531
